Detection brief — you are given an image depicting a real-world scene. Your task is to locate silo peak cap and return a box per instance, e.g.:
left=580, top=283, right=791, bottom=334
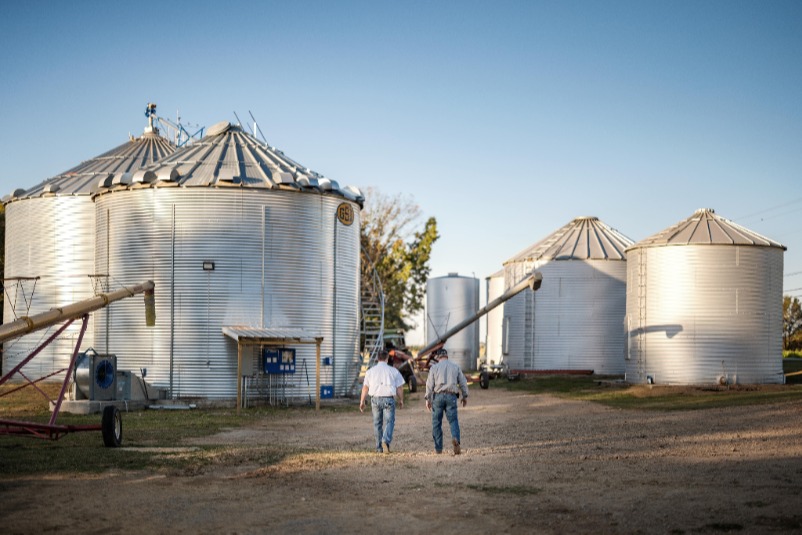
left=206, top=121, right=233, bottom=137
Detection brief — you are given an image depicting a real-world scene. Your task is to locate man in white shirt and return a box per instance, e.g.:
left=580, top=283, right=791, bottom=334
left=360, top=351, right=406, bottom=453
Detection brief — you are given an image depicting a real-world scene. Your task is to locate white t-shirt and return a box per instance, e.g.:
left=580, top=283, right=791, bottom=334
left=364, top=361, right=405, bottom=397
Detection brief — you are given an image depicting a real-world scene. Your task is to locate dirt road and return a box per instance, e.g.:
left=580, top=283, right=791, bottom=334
left=2, top=388, right=802, bottom=534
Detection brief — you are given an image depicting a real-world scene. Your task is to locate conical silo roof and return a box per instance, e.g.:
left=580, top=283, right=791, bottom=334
left=504, top=216, right=634, bottom=264
left=6, top=129, right=174, bottom=202
left=628, top=208, right=786, bottom=250
left=95, top=121, right=364, bottom=204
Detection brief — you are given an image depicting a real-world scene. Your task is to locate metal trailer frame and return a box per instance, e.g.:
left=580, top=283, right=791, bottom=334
left=0, top=314, right=121, bottom=446
left=0, top=280, right=155, bottom=447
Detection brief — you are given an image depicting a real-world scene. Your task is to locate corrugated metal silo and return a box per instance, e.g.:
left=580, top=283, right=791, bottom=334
left=502, top=216, right=633, bottom=374
left=485, top=269, right=504, bottom=365
left=426, top=273, right=480, bottom=371
left=625, top=208, right=785, bottom=385
left=91, top=121, right=363, bottom=400
left=2, top=124, right=174, bottom=378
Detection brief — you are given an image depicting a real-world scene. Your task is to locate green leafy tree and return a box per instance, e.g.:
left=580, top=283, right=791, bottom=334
left=784, top=295, right=802, bottom=351
left=360, top=188, right=439, bottom=331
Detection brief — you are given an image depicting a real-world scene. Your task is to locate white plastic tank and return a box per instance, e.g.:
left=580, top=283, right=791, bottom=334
left=426, top=273, right=480, bottom=371
left=502, top=217, right=633, bottom=374
left=625, top=208, right=785, bottom=385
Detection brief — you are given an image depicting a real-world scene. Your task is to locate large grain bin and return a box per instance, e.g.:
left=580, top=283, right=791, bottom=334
left=485, top=269, right=504, bottom=365
left=426, top=273, right=480, bottom=371
left=91, top=121, right=363, bottom=400
left=625, top=208, right=785, bottom=385
left=503, top=216, right=633, bottom=374
left=2, top=123, right=174, bottom=378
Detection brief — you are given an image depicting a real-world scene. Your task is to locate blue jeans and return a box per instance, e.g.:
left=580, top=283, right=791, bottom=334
left=371, top=397, right=396, bottom=451
left=432, top=393, right=460, bottom=452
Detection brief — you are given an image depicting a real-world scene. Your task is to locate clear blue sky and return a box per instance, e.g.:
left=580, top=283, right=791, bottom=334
left=1, top=1, right=800, bottom=341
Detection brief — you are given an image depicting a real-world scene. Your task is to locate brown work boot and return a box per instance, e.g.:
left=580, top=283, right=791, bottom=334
left=452, top=438, right=461, bottom=455
left=382, top=442, right=390, bottom=454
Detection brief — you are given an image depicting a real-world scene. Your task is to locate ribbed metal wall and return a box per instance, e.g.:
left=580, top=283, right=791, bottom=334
left=426, top=274, right=480, bottom=371
left=625, top=245, right=784, bottom=384
left=485, top=270, right=505, bottom=364
left=503, top=259, right=627, bottom=373
left=3, top=197, right=97, bottom=376
left=2, top=131, right=174, bottom=379
left=94, top=188, right=360, bottom=399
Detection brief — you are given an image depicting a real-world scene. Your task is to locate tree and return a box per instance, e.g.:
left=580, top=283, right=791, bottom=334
left=784, top=295, right=802, bottom=351
left=360, top=188, right=439, bottom=331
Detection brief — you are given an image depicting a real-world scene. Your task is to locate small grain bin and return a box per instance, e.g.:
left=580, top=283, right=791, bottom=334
left=625, top=208, right=785, bottom=385
left=2, top=123, right=173, bottom=378
left=91, top=121, right=363, bottom=400
left=502, top=216, right=633, bottom=374
left=485, top=269, right=505, bottom=365
left=426, top=273, right=480, bottom=371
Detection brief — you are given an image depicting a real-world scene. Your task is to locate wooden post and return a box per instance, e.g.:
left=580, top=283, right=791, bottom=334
left=236, top=342, right=243, bottom=414
left=315, top=340, right=321, bottom=411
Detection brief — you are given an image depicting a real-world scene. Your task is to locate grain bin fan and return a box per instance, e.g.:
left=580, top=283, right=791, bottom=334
left=73, top=350, right=117, bottom=401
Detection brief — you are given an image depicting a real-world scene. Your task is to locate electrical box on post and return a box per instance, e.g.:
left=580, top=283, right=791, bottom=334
left=263, top=348, right=296, bottom=374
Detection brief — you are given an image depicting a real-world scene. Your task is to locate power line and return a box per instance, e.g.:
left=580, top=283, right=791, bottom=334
left=733, top=197, right=802, bottom=222
left=786, top=271, right=802, bottom=278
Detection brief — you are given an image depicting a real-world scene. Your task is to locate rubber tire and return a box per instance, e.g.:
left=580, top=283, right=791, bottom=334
left=102, top=405, right=122, bottom=448
left=407, top=374, right=418, bottom=393
left=479, top=371, right=490, bottom=389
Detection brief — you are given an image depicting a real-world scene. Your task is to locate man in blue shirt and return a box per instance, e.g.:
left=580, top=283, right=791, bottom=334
left=360, top=351, right=406, bottom=453
left=425, top=348, right=469, bottom=455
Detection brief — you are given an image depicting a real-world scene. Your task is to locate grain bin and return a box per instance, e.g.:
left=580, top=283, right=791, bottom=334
left=91, top=121, right=363, bottom=400
left=625, top=208, right=785, bottom=385
left=502, top=216, right=633, bottom=374
left=485, top=269, right=505, bottom=365
left=2, top=123, right=174, bottom=378
left=426, top=273, right=480, bottom=371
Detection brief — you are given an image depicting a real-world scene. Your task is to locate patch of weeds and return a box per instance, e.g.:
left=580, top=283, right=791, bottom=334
left=466, top=483, right=541, bottom=496
left=490, top=374, right=802, bottom=411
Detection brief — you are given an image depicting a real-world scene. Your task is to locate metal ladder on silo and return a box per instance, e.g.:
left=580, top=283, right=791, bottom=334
left=349, top=251, right=385, bottom=396
left=636, top=248, right=647, bottom=381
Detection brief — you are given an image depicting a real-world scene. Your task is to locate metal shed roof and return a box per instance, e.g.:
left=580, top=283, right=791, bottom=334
left=94, top=121, right=364, bottom=204
left=221, top=325, right=323, bottom=344
left=628, top=208, right=786, bottom=250
left=504, top=216, right=634, bottom=264
left=5, top=131, right=174, bottom=202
